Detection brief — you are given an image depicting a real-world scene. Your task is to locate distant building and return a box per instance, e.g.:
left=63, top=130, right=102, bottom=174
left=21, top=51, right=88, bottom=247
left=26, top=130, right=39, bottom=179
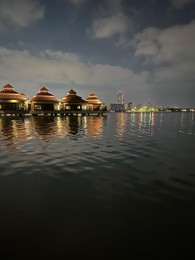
left=110, top=103, right=125, bottom=112
left=110, top=89, right=126, bottom=112
left=127, top=102, right=132, bottom=111
left=136, top=104, right=142, bottom=110
left=117, top=90, right=125, bottom=105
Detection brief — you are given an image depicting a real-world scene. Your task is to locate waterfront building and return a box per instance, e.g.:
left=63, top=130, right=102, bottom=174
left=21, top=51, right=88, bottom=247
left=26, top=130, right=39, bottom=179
left=61, top=89, right=87, bottom=111
left=127, top=102, right=132, bottom=111
left=86, top=92, right=106, bottom=111
left=110, top=103, right=125, bottom=112
left=20, top=92, right=29, bottom=111
left=110, top=90, right=125, bottom=112
left=117, top=90, right=125, bottom=105
left=30, top=87, right=60, bottom=112
left=0, top=84, right=28, bottom=115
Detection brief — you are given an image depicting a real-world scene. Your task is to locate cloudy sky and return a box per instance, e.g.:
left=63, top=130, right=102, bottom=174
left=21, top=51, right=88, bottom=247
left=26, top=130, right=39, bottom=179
left=0, top=0, right=195, bottom=106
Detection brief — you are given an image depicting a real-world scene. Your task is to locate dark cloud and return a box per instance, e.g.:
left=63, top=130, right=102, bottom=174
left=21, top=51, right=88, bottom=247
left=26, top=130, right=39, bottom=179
left=0, top=0, right=44, bottom=31
left=0, top=0, right=194, bottom=106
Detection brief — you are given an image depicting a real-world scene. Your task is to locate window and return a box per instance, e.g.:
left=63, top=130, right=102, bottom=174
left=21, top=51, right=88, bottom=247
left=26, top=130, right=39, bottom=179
left=65, top=106, right=71, bottom=110
left=34, top=104, right=42, bottom=110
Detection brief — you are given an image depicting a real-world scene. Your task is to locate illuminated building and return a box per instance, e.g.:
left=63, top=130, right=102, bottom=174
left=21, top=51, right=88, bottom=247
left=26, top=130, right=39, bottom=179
left=117, top=90, right=125, bottom=105
left=86, top=92, right=106, bottom=111
left=110, top=103, right=125, bottom=112
left=127, top=102, right=132, bottom=111
left=30, top=87, right=60, bottom=112
left=20, top=92, right=29, bottom=111
left=0, top=83, right=27, bottom=115
left=0, top=83, right=107, bottom=115
left=61, top=89, right=87, bottom=111
left=110, top=90, right=125, bottom=112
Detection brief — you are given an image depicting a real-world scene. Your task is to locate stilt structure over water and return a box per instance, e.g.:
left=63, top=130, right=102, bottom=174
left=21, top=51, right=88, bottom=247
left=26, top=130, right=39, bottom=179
left=86, top=92, right=106, bottom=111
left=0, top=84, right=28, bottom=116
left=60, top=89, right=106, bottom=116
left=30, top=87, right=60, bottom=116
left=0, top=84, right=107, bottom=116
left=61, top=89, right=87, bottom=111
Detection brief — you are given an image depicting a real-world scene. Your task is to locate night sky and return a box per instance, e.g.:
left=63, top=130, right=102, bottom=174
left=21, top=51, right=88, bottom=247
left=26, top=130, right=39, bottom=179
left=0, top=0, right=195, bottom=106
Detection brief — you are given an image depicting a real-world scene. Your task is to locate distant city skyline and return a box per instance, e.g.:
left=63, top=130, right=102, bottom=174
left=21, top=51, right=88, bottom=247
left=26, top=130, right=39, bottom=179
left=0, top=0, right=195, bottom=107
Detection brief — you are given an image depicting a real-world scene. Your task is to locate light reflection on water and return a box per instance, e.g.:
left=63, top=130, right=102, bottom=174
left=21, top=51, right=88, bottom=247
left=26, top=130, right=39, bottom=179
left=0, top=112, right=194, bottom=191
left=0, top=112, right=195, bottom=257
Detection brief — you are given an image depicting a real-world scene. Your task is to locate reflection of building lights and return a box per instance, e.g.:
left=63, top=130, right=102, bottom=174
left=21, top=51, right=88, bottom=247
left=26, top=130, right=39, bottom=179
left=86, top=116, right=103, bottom=138
left=56, top=117, right=68, bottom=138
left=137, top=112, right=144, bottom=128
left=115, top=112, right=126, bottom=137
left=0, top=118, right=33, bottom=148
left=150, top=113, right=156, bottom=126
left=134, top=112, right=156, bottom=136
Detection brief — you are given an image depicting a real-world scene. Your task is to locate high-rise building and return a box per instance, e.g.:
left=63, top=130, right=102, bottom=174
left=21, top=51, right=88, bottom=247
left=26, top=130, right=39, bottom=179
left=127, top=102, right=132, bottom=111
left=110, top=103, right=125, bottom=112
left=117, top=90, right=125, bottom=105
left=110, top=90, right=126, bottom=112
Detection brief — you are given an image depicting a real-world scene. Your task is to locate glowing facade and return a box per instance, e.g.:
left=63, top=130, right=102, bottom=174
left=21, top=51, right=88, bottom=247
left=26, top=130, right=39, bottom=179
left=0, top=84, right=28, bottom=113
left=117, top=90, right=125, bottom=105
left=30, top=87, right=60, bottom=111
left=86, top=92, right=106, bottom=111
left=0, top=84, right=107, bottom=115
left=61, top=89, right=87, bottom=111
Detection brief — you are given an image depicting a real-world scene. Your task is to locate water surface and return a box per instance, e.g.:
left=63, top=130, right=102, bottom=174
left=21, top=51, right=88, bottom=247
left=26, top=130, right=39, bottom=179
left=0, top=113, right=195, bottom=258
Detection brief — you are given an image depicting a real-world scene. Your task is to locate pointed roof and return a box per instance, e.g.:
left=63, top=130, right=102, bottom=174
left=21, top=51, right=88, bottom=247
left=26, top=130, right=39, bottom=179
left=3, top=83, right=14, bottom=89
left=62, top=89, right=87, bottom=104
left=39, top=87, right=49, bottom=92
left=30, top=86, right=59, bottom=103
left=86, top=92, right=103, bottom=105
left=0, top=83, right=26, bottom=101
left=68, top=89, right=77, bottom=95
left=1, top=83, right=18, bottom=94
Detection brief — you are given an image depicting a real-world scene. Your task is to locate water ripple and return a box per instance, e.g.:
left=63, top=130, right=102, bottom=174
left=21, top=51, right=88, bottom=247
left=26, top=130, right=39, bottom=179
left=0, top=113, right=195, bottom=201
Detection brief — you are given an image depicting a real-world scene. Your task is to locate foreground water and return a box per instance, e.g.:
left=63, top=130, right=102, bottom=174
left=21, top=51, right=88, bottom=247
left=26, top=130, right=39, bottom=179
left=0, top=112, right=195, bottom=258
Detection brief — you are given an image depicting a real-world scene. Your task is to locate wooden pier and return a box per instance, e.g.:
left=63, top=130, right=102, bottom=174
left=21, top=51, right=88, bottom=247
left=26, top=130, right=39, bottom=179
left=0, top=110, right=107, bottom=116
left=30, top=110, right=106, bottom=116
left=0, top=110, right=28, bottom=116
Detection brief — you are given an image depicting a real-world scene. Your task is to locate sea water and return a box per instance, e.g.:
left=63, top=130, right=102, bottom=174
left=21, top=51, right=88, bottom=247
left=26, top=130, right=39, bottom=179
left=0, top=112, right=195, bottom=258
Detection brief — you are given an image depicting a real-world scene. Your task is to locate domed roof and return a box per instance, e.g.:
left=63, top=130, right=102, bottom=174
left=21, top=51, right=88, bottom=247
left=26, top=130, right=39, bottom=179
left=62, top=89, right=87, bottom=104
left=30, top=86, right=59, bottom=103
left=0, top=83, right=26, bottom=101
left=86, top=92, right=103, bottom=105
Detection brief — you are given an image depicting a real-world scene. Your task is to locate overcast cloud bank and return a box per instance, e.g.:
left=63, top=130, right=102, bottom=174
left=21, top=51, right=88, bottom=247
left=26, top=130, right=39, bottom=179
left=0, top=0, right=44, bottom=31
